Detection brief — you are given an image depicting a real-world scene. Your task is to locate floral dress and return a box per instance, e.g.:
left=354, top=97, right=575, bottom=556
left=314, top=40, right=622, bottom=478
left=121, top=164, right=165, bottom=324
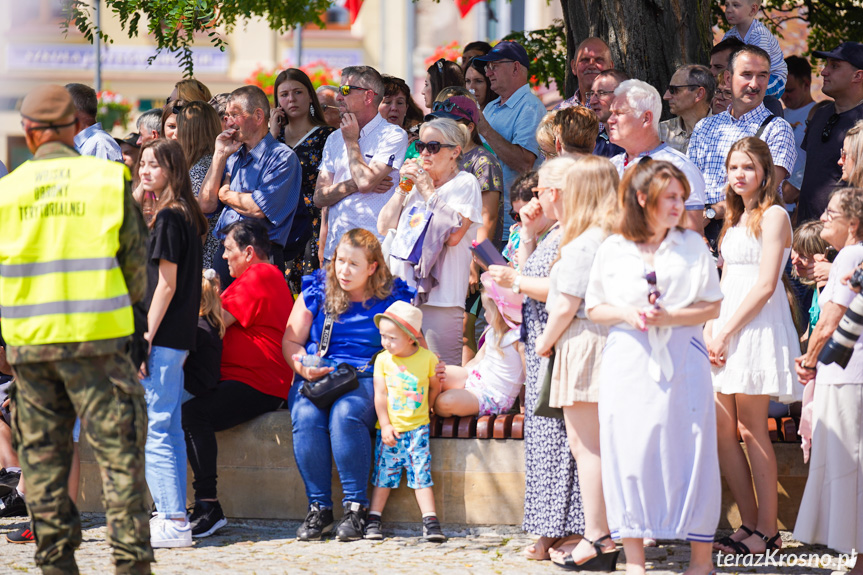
left=521, top=231, right=585, bottom=537
left=189, top=154, right=221, bottom=269
left=279, top=125, right=336, bottom=293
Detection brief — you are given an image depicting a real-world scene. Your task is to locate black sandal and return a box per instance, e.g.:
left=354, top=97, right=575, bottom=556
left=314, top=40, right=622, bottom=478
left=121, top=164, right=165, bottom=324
left=754, top=529, right=782, bottom=551
left=713, top=524, right=753, bottom=550
left=555, top=534, right=620, bottom=572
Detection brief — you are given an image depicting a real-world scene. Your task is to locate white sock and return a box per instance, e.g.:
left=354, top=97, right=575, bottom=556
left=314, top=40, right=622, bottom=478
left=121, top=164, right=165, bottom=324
left=422, top=512, right=437, bottom=519
left=369, top=511, right=382, bottom=518
left=7, top=467, right=20, bottom=473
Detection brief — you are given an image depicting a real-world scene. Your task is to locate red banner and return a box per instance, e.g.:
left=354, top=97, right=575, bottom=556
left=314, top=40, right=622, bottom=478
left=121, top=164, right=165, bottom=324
left=346, top=0, right=363, bottom=24
left=456, top=0, right=484, bottom=18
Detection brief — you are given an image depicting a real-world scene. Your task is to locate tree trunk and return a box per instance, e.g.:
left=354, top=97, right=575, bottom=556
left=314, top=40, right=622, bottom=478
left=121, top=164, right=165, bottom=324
left=560, top=0, right=713, bottom=100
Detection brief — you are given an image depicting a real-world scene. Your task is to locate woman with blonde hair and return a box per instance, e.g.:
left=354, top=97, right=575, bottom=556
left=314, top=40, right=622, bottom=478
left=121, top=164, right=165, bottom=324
left=283, top=229, right=415, bottom=542
left=169, top=78, right=212, bottom=104
left=534, top=156, right=618, bottom=568
left=536, top=111, right=559, bottom=160
left=839, top=119, right=863, bottom=187
left=709, top=137, right=801, bottom=556
left=487, top=157, right=584, bottom=560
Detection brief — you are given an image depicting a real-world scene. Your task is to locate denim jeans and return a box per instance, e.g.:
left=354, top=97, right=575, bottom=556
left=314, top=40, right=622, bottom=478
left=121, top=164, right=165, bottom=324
left=288, top=373, right=376, bottom=508
left=141, top=345, right=189, bottom=519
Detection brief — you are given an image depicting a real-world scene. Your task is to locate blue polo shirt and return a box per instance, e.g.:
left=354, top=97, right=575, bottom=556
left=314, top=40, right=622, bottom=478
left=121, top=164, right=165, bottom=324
left=214, top=132, right=302, bottom=247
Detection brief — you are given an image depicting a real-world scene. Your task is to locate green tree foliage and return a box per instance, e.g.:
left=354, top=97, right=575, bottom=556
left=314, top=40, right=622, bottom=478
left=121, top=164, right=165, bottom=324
left=502, top=20, right=568, bottom=90
left=65, top=0, right=334, bottom=77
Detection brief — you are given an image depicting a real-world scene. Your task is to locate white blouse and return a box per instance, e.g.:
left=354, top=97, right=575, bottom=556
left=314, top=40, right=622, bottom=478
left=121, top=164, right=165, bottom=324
left=585, top=228, right=723, bottom=381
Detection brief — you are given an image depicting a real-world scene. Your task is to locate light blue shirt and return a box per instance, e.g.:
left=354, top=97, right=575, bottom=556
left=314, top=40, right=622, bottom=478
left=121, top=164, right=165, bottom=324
left=482, top=83, right=547, bottom=194
left=215, top=133, right=302, bottom=247
left=73, top=122, right=123, bottom=163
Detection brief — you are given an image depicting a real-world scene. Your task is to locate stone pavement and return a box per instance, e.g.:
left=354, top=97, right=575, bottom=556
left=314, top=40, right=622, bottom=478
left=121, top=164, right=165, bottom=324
left=0, top=515, right=854, bottom=574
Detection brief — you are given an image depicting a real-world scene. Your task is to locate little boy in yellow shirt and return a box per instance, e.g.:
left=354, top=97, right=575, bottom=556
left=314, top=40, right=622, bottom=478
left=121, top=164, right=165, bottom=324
left=366, top=301, right=444, bottom=542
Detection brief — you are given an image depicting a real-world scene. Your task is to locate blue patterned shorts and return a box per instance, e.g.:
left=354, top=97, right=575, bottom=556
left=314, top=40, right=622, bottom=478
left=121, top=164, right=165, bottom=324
left=372, top=424, right=433, bottom=489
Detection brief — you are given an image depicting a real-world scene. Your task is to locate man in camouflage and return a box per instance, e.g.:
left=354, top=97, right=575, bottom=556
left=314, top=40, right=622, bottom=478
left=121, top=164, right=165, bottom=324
left=0, top=85, right=153, bottom=574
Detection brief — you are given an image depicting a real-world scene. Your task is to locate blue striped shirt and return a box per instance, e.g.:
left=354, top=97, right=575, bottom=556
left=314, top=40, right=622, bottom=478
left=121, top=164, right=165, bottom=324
left=73, top=122, right=123, bottom=163
left=688, top=103, right=797, bottom=204
left=214, top=133, right=302, bottom=247
left=723, top=20, right=788, bottom=96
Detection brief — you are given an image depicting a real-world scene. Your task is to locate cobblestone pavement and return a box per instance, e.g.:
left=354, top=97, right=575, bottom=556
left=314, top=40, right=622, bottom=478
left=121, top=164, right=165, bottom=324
left=0, top=515, right=855, bottom=574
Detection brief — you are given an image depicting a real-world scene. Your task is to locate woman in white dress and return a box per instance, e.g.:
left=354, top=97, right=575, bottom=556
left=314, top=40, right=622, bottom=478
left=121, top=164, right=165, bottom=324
left=707, top=138, right=801, bottom=556
left=793, top=187, right=863, bottom=575
left=586, top=159, right=722, bottom=575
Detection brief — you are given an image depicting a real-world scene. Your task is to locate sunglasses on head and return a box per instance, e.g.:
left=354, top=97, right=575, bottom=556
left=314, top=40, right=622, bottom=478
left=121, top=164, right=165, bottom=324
left=415, top=140, right=456, bottom=154
left=171, top=105, right=184, bottom=115
left=339, top=85, right=378, bottom=97
left=432, top=100, right=473, bottom=118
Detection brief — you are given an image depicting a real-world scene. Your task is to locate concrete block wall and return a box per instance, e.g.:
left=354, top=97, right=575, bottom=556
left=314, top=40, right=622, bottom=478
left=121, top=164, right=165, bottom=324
left=77, top=411, right=808, bottom=529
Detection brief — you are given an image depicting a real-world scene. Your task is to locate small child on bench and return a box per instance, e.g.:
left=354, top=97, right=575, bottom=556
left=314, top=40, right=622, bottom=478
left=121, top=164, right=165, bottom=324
left=366, top=301, right=445, bottom=542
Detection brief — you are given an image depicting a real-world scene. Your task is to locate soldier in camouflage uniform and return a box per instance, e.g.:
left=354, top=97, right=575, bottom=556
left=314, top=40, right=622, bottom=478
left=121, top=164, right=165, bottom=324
left=0, top=85, right=153, bottom=574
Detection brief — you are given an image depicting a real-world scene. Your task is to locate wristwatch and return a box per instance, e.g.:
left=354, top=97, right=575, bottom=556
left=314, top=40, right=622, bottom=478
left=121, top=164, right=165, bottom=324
left=512, top=275, right=522, bottom=295
left=705, top=206, right=717, bottom=219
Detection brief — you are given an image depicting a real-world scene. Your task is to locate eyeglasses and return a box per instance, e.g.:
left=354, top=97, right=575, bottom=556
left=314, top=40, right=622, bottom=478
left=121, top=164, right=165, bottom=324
left=585, top=89, right=615, bottom=101
left=415, top=140, right=456, bottom=154
left=823, top=207, right=843, bottom=222
left=339, top=85, right=378, bottom=96
left=509, top=210, right=521, bottom=223
left=646, top=270, right=661, bottom=307
left=432, top=100, right=473, bottom=119
left=714, top=89, right=732, bottom=100
left=666, top=84, right=700, bottom=95
left=486, top=60, right=516, bottom=72
left=822, top=113, right=841, bottom=143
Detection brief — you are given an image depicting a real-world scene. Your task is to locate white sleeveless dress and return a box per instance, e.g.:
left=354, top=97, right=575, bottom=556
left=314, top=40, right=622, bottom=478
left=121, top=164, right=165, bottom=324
left=711, top=206, right=802, bottom=402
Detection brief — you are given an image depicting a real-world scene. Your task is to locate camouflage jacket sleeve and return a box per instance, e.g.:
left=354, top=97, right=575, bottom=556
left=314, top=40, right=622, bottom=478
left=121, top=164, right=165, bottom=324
left=117, top=179, right=148, bottom=304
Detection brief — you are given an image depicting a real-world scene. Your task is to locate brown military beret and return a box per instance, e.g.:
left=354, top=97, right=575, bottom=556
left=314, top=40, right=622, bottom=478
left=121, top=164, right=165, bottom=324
left=20, top=84, right=76, bottom=125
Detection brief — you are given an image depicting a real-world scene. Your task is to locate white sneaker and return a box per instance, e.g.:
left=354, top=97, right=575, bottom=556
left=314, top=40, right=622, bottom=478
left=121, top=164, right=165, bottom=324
left=150, top=516, right=193, bottom=548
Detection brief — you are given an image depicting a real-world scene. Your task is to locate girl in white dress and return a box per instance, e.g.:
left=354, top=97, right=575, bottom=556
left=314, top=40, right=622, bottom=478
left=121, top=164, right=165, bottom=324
left=707, top=137, right=801, bottom=556
left=586, top=159, right=722, bottom=575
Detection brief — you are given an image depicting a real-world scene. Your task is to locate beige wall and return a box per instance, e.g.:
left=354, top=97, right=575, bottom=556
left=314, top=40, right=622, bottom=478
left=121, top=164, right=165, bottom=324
left=0, top=0, right=561, bottom=169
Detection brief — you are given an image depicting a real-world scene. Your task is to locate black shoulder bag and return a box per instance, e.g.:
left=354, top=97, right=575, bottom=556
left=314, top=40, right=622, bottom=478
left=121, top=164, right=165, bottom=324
left=299, top=314, right=359, bottom=409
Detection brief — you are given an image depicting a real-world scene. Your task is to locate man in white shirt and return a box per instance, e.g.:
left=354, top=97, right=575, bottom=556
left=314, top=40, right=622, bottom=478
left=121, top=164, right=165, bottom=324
left=314, top=66, right=408, bottom=262
left=607, top=79, right=706, bottom=234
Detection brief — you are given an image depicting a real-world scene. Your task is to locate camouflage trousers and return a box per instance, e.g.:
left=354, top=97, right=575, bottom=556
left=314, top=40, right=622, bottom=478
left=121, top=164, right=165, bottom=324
left=10, top=352, right=154, bottom=575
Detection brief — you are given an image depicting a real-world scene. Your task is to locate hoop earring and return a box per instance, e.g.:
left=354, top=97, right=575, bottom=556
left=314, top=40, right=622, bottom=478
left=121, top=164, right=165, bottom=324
left=310, top=104, right=315, bottom=117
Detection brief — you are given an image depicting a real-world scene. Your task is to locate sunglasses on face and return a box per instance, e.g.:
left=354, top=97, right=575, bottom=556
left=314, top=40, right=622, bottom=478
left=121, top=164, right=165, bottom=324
left=415, top=140, right=456, bottom=154
left=666, top=84, right=700, bottom=95
left=822, top=113, right=841, bottom=143
left=509, top=210, right=521, bottom=223
left=339, top=85, right=378, bottom=97
left=432, top=100, right=473, bottom=118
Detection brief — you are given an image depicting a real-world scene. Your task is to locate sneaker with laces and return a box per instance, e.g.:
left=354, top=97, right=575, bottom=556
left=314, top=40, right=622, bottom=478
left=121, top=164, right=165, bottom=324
left=364, top=515, right=383, bottom=540
left=296, top=502, right=334, bottom=541
left=150, top=516, right=193, bottom=548
left=335, top=501, right=368, bottom=542
left=0, top=469, right=20, bottom=497
left=0, top=490, right=27, bottom=518
left=422, top=516, right=446, bottom=543
left=189, top=500, right=227, bottom=538
left=6, top=525, right=35, bottom=544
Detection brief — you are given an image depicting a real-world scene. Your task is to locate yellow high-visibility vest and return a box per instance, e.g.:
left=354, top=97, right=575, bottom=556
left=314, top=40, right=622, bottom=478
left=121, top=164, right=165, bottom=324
left=0, top=156, right=133, bottom=346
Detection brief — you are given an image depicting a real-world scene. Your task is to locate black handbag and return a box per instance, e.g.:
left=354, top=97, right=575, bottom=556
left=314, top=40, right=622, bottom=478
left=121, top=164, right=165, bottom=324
left=299, top=314, right=359, bottom=409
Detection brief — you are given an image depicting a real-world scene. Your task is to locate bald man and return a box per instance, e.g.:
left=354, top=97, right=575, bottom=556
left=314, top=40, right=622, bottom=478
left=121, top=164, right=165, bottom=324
left=557, top=37, right=614, bottom=109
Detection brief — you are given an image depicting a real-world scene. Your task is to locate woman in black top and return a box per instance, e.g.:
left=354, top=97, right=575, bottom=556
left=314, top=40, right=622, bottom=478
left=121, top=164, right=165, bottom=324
left=138, top=138, right=207, bottom=548
left=267, top=68, right=336, bottom=293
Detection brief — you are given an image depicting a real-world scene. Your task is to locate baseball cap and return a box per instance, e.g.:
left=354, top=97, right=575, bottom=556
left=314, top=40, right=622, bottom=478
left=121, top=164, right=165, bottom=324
left=472, top=41, right=530, bottom=69
left=114, top=133, right=141, bottom=148
left=813, top=42, right=863, bottom=70
left=423, top=96, right=480, bottom=124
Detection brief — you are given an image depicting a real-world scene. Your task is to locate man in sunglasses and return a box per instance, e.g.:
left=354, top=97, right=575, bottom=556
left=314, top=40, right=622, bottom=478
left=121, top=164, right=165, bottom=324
left=688, top=45, right=796, bottom=248
left=314, top=66, right=408, bottom=264
left=660, top=65, right=715, bottom=154
left=796, top=42, right=863, bottom=224
left=473, top=41, right=547, bottom=242
left=64, top=83, right=124, bottom=163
